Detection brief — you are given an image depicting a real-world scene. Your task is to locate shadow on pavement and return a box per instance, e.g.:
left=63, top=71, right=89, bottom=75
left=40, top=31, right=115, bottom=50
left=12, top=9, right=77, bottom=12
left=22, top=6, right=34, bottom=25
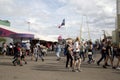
left=32, top=64, right=68, bottom=72
left=112, top=71, right=120, bottom=74
left=31, top=60, right=104, bottom=72
left=0, top=62, right=13, bottom=66
left=81, top=63, right=104, bottom=69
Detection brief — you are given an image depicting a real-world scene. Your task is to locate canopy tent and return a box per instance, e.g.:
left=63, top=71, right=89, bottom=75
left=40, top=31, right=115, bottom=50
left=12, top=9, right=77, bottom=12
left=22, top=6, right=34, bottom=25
left=0, top=24, right=58, bottom=42
left=0, top=25, right=34, bottom=39
left=0, top=26, right=15, bottom=37
left=34, top=34, right=58, bottom=42
left=10, top=33, right=34, bottom=39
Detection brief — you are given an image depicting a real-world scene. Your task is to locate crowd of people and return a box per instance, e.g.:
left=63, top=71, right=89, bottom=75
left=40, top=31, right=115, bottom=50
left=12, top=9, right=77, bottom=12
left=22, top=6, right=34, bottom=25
left=62, top=37, right=120, bottom=72
left=0, top=41, right=48, bottom=66
left=0, top=37, right=120, bottom=72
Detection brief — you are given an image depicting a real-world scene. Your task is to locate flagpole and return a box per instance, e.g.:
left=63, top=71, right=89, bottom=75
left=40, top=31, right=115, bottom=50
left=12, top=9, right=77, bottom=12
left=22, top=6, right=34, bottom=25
left=58, top=19, right=66, bottom=39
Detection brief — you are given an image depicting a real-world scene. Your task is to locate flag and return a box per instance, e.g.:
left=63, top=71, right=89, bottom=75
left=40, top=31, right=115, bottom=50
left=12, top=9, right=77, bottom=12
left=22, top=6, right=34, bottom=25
left=58, top=19, right=65, bottom=28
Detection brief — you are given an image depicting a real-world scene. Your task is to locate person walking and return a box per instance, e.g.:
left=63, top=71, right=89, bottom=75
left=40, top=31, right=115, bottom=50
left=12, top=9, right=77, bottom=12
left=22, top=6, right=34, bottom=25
left=26, top=42, right=31, bottom=56
left=2, top=42, right=7, bottom=56
left=55, top=43, right=61, bottom=61
left=79, top=42, right=85, bottom=62
left=65, top=41, right=73, bottom=70
left=102, top=41, right=113, bottom=68
left=97, top=39, right=107, bottom=66
left=115, top=43, right=120, bottom=70
left=36, top=45, right=44, bottom=62
left=87, top=41, right=95, bottom=64
left=12, top=43, right=23, bottom=66
left=72, top=37, right=82, bottom=72
left=33, top=45, right=38, bottom=61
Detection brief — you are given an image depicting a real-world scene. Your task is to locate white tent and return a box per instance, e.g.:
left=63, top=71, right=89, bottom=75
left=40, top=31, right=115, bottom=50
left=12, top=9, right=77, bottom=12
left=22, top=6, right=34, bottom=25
left=0, top=24, right=32, bottom=34
left=34, top=34, right=58, bottom=42
left=0, top=24, right=58, bottom=42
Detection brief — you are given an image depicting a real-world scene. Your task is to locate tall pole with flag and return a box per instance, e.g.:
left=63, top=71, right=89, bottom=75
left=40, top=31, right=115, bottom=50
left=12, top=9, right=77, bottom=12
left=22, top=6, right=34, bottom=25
left=58, top=19, right=65, bottom=28
left=58, top=19, right=66, bottom=39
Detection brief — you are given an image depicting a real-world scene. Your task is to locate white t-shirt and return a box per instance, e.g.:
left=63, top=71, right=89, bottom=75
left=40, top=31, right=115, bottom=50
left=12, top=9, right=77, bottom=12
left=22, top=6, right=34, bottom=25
left=73, top=41, right=80, bottom=52
left=26, top=42, right=31, bottom=50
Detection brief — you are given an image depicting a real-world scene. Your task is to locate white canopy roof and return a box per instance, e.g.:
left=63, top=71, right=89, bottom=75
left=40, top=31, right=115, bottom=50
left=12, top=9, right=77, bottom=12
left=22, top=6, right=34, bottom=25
left=0, top=25, right=58, bottom=42
left=0, top=24, right=32, bottom=34
left=34, top=34, right=58, bottom=42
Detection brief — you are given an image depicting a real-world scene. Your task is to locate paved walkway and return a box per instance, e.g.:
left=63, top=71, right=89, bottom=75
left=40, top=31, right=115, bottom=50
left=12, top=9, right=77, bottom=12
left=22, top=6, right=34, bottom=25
left=0, top=52, right=120, bottom=80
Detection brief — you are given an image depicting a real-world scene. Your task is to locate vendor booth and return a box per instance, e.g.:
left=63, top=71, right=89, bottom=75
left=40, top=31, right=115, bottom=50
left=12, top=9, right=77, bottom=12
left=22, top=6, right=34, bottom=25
left=0, top=25, right=34, bottom=43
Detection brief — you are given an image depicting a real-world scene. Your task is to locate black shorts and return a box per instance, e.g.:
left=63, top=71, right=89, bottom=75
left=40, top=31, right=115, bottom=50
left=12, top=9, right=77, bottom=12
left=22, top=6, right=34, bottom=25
left=21, top=55, right=25, bottom=59
left=73, top=52, right=80, bottom=61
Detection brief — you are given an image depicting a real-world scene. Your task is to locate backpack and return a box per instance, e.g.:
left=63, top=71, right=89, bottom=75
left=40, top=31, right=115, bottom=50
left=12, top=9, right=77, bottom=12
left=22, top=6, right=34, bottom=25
left=64, top=44, right=69, bottom=55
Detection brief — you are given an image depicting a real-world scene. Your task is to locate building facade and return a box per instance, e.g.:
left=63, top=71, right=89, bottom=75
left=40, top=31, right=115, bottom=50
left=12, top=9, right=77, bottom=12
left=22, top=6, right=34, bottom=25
left=116, top=0, right=120, bottom=43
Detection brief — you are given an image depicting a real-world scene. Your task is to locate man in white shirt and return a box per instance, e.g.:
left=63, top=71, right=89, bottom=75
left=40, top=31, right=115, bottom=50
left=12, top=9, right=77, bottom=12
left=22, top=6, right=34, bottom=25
left=26, top=42, right=31, bottom=55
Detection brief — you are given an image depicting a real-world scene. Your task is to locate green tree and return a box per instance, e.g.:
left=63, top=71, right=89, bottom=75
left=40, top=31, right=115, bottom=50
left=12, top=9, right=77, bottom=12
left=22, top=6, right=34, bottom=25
left=0, top=37, right=6, bottom=42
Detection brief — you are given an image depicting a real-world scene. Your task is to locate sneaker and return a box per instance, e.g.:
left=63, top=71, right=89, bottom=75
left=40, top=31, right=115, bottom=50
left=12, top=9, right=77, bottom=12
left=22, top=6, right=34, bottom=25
left=25, top=62, right=27, bottom=64
left=77, top=69, right=82, bottom=72
left=103, top=65, right=107, bottom=68
left=87, top=61, right=91, bottom=64
left=13, top=62, right=17, bottom=66
left=42, top=59, right=44, bottom=62
left=35, top=59, right=38, bottom=62
left=72, top=69, right=76, bottom=72
left=57, top=58, right=61, bottom=61
left=12, top=61, right=16, bottom=66
left=66, top=67, right=72, bottom=71
left=20, top=64, right=23, bottom=66
left=112, top=66, right=116, bottom=69
left=57, top=59, right=59, bottom=61
left=105, top=64, right=110, bottom=66
left=116, top=67, right=120, bottom=70
left=97, top=62, right=100, bottom=66
left=66, top=67, right=69, bottom=69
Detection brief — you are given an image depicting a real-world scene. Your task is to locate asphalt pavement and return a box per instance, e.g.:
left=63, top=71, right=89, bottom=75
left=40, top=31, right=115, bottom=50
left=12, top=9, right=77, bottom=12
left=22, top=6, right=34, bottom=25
left=0, top=52, right=120, bottom=80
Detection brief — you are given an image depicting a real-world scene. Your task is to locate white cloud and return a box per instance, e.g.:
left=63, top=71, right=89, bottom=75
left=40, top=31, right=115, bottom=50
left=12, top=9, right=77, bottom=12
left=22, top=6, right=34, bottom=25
left=0, top=0, right=116, bottom=41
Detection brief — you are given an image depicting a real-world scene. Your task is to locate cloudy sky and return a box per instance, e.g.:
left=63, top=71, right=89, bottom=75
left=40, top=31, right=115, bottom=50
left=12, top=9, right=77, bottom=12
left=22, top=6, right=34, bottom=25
left=0, top=0, right=116, bottom=41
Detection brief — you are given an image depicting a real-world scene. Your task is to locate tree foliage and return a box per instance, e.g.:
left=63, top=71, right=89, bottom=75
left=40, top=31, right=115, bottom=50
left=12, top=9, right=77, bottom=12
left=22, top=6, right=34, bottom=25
left=0, top=37, right=6, bottom=42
